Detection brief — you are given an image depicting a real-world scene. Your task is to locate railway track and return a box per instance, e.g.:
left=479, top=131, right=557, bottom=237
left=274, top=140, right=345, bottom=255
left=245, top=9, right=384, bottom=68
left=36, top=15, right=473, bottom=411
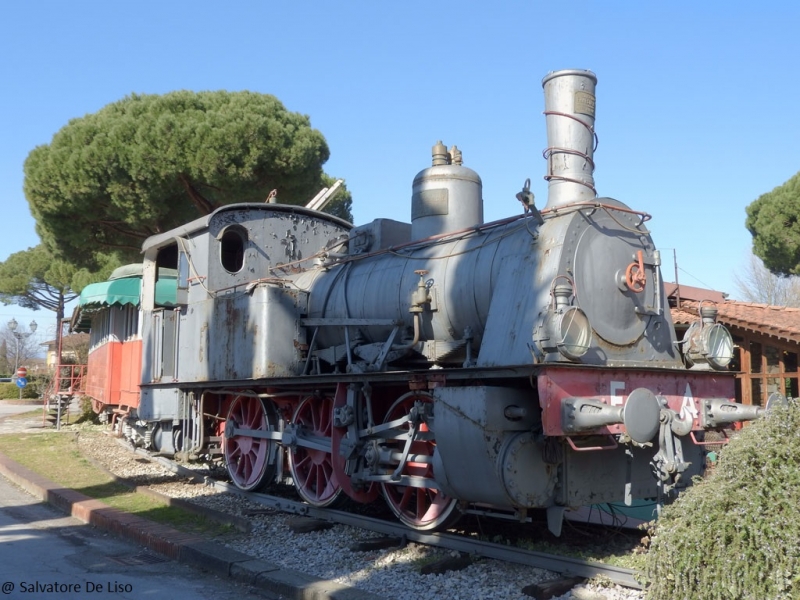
left=133, top=446, right=643, bottom=590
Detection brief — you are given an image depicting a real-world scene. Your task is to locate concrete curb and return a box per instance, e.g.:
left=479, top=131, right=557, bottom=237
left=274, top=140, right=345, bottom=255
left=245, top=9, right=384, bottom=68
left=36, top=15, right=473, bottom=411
left=0, top=399, right=41, bottom=405
left=0, top=451, right=384, bottom=600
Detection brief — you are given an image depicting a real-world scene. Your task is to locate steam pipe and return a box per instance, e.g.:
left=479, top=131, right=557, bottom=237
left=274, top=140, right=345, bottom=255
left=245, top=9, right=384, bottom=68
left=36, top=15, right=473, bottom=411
left=392, top=312, right=422, bottom=351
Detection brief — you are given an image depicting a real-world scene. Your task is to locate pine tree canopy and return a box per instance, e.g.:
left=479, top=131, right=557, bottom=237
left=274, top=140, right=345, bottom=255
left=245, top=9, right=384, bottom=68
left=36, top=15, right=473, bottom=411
left=24, top=90, right=352, bottom=269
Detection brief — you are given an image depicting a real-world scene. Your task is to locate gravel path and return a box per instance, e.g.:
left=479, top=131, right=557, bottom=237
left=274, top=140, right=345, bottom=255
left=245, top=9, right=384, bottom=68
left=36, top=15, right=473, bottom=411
left=22, top=420, right=647, bottom=600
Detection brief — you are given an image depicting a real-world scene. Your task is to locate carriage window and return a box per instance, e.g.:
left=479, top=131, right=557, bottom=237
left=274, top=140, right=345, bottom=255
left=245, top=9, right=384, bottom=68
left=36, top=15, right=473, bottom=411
left=123, top=305, right=139, bottom=341
left=220, top=226, right=247, bottom=273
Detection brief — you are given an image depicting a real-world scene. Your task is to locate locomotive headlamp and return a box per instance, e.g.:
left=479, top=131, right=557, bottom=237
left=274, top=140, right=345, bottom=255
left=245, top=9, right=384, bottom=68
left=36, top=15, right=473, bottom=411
left=682, top=306, right=734, bottom=370
left=555, top=306, right=592, bottom=360
left=533, top=280, right=593, bottom=361
left=703, top=324, right=734, bottom=369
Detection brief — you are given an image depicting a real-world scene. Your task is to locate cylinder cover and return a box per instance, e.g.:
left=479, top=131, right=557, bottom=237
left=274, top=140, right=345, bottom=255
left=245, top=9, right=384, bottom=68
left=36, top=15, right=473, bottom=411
left=498, top=432, right=557, bottom=507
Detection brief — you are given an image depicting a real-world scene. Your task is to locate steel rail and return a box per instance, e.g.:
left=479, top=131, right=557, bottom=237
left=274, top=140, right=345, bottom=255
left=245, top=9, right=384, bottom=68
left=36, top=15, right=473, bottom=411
left=136, top=447, right=642, bottom=590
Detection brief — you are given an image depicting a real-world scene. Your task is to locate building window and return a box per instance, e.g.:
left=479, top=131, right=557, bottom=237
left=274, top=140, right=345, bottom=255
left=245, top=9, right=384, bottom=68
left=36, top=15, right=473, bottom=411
left=731, top=336, right=743, bottom=371
left=766, top=345, right=780, bottom=375
left=751, top=378, right=762, bottom=407
left=785, top=351, right=799, bottom=399
left=750, top=342, right=762, bottom=374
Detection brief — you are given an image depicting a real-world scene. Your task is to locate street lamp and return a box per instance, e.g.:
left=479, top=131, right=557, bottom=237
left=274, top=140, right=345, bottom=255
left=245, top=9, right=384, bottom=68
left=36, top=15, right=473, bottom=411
left=7, top=319, right=37, bottom=398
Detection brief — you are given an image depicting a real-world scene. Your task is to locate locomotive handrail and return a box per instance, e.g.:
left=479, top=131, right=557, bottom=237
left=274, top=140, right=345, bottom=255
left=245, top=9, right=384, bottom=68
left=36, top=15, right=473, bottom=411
left=269, top=201, right=651, bottom=281
left=689, top=430, right=730, bottom=446
left=565, top=435, right=619, bottom=452
left=270, top=213, right=528, bottom=275
left=300, top=318, right=401, bottom=327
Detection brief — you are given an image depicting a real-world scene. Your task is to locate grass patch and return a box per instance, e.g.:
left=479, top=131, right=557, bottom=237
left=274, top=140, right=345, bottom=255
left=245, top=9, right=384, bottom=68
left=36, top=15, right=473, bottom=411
left=409, top=550, right=445, bottom=570
left=514, top=531, right=647, bottom=571
left=0, top=431, right=233, bottom=537
left=468, top=520, right=647, bottom=572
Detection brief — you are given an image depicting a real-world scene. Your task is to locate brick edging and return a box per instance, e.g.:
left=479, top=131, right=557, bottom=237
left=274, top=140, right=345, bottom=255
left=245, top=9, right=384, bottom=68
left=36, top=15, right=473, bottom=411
left=0, top=451, right=204, bottom=560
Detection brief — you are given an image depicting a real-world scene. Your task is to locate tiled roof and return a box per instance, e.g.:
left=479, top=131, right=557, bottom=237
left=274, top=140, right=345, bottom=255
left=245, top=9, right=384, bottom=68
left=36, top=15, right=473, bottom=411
left=665, top=283, right=727, bottom=304
left=672, top=300, right=800, bottom=344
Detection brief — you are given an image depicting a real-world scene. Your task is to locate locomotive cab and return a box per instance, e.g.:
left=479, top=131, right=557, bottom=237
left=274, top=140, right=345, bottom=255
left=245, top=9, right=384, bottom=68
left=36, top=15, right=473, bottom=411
left=134, top=204, right=351, bottom=451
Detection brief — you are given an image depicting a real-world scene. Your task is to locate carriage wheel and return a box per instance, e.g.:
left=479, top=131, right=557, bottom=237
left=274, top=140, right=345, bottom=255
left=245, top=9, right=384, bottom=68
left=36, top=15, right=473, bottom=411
left=380, top=392, right=460, bottom=530
left=289, top=395, right=343, bottom=507
left=223, top=395, right=276, bottom=491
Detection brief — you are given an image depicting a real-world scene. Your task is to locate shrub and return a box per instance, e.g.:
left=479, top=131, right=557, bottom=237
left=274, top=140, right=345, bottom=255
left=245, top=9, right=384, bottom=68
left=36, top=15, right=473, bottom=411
left=0, top=381, right=39, bottom=400
left=74, top=396, right=98, bottom=424
left=645, top=401, right=800, bottom=599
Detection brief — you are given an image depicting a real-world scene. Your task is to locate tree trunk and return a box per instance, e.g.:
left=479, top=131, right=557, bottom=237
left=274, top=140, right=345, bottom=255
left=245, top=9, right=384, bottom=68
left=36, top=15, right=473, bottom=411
left=55, top=292, right=65, bottom=369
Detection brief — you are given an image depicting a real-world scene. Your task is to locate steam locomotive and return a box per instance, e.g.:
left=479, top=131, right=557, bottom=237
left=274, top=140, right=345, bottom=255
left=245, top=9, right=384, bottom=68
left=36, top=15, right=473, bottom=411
left=74, top=70, right=760, bottom=535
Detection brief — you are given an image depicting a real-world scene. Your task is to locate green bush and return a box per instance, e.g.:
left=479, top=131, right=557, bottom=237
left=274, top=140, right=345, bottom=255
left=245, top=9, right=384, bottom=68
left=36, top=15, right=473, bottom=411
left=645, top=401, right=800, bottom=599
left=74, top=396, right=99, bottom=424
left=0, top=382, right=39, bottom=400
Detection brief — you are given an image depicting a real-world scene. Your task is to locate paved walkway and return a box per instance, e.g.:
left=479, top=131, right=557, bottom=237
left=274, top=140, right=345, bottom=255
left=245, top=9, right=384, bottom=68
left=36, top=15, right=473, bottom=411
left=0, top=400, right=41, bottom=417
left=0, top=472, right=269, bottom=600
left=0, top=410, right=383, bottom=600
left=0, top=401, right=45, bottom=434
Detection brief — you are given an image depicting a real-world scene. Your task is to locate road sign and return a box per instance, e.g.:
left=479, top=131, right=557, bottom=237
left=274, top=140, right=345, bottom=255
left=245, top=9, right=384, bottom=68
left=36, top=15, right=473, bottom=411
left=15, top=377, right=27, bottom=388
left=16, top=367, right=27, bottom=378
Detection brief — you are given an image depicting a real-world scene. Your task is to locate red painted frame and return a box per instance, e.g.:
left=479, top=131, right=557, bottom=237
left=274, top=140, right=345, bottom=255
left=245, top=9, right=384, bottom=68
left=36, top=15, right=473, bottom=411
left=537, top=366, right=735, bottom=436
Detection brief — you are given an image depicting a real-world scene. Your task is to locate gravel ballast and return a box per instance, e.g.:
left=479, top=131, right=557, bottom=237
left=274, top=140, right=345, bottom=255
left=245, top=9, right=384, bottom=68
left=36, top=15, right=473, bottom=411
left=65, top=427, right=647, bottom=600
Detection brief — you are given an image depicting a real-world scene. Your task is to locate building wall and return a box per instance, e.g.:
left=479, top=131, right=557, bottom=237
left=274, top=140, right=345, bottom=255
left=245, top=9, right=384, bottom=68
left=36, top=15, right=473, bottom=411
left=730, top=330, right=799, bottom=406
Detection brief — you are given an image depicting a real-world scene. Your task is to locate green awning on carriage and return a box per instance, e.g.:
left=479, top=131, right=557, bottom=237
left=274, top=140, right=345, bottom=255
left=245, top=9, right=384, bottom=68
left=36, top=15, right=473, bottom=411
left=72, top=273, right=177, bottom=333
left=78, top=276, right=177, bottom=308
left=79, top=278, right=141, bottom=308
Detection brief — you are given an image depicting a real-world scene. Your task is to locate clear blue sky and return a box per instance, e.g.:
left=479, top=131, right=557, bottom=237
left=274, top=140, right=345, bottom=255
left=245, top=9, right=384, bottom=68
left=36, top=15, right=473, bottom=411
left=1, top=1, right=798, bottom=342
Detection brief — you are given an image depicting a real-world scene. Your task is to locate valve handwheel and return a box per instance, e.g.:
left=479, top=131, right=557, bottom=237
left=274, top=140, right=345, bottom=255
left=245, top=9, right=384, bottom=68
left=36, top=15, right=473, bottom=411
left=625, top=250, right=647, bottom=293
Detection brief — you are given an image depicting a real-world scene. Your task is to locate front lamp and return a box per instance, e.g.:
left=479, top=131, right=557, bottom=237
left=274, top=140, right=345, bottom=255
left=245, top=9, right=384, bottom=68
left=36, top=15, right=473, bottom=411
left=555, top=306, right=592, bottom=360
left=683, top=306, right=733, bottom=370
left=533, top=281, right=593, bottom=362
left=703, top=323, right=734, bottom=369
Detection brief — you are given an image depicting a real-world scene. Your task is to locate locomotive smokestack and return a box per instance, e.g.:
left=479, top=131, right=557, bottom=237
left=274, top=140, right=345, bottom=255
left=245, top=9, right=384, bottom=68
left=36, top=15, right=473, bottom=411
left=542, top=69, right=597, bottom=209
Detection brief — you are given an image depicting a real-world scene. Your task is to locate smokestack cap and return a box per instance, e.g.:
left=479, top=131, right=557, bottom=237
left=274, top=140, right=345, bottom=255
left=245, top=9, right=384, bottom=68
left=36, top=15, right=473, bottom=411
left=542, top=69, right=597, bottom=87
